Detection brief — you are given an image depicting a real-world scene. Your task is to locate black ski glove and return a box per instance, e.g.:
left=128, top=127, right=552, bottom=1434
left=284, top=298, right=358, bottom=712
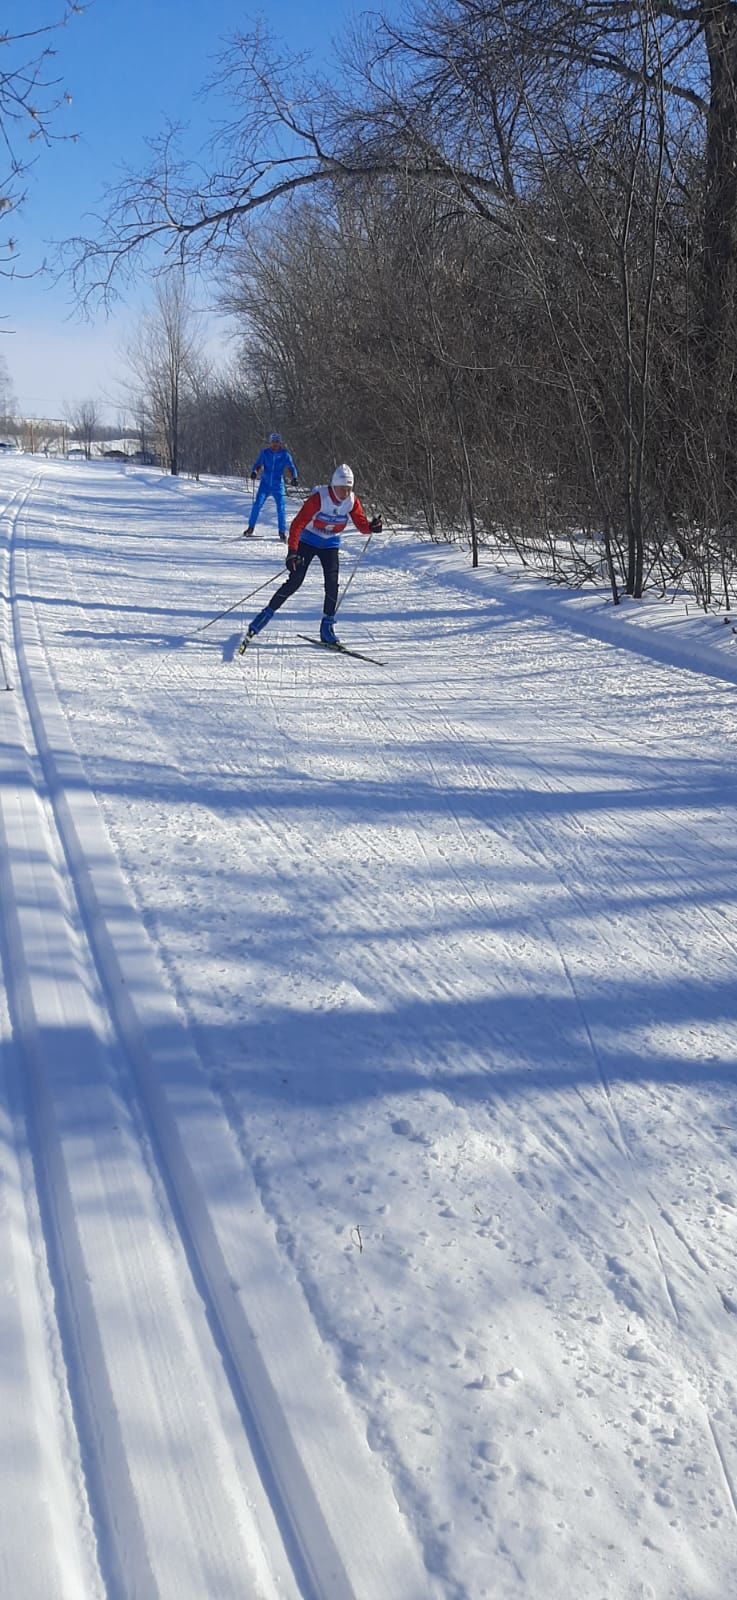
left=250, top=470, right=257, bottom=481
left=369, top=516, right=383, bottom=534
left=285, top=550, right=301, bottom=574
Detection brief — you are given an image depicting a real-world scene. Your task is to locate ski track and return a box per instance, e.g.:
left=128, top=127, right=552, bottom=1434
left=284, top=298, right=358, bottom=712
left=4, top=458, right=737, bottom=1597
left=1, top=477, right=300, bottom=1600
left=0, top=466, right=433, bottom=1598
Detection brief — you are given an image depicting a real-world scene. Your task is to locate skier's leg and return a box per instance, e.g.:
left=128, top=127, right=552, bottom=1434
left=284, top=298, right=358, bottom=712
left=247, top=546, right=314, bottom=634
left=270, top=545, right=314, bottom=610
left=318, top=548, right=341, bottom=643
left=317, top=548, right=340, bottom=615
left=246, top=482, right=268, bottom=532
left=274, top=483, right=288, bottom=540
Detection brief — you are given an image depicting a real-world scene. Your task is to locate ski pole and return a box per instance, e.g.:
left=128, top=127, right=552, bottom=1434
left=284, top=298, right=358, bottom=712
left=335, top=532, right=373, bottom=616
left=194, top=570, right=284, bottom=634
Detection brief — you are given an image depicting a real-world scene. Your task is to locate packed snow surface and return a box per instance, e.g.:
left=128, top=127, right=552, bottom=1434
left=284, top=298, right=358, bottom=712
left=1, top=453, right=737, bottom=1599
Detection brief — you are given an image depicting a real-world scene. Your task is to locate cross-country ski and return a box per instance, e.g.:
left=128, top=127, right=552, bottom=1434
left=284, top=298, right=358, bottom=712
left=297, top=633, right=385, bottom=665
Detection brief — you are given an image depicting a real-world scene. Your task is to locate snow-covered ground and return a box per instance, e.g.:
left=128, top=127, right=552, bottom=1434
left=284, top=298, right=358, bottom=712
left=1, top=454, right=737, bottom=1600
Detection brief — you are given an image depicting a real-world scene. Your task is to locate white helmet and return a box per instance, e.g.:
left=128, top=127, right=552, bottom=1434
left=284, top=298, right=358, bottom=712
left=331, top=463, right=354, bottom=488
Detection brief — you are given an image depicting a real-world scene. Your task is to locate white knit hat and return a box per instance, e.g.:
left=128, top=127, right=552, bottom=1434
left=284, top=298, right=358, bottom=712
left=331, top=463, right=354, bottom=488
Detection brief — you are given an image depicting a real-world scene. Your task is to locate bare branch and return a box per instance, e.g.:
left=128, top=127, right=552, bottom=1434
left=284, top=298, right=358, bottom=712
left=0, top=4, right=86, bottom=274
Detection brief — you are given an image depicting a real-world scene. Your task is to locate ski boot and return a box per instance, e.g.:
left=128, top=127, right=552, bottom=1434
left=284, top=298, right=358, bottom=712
left=320, top=615, right=339, bottom=647
left=239, top=606, right=273, bottom=654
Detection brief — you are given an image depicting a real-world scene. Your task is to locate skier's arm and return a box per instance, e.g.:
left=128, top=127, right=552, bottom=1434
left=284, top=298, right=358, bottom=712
left=285, top=451, right=298, bottom=483
left=288, top=490, right=321, bottom=552
left=349, top=496, right=373, bottom=535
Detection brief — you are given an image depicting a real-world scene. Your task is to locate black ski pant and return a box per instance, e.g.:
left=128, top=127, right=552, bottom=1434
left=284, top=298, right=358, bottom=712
left=269, top=543, right=340, bottom=617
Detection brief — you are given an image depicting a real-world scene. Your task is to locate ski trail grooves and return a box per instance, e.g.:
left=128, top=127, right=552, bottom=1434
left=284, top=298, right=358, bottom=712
left=0, top=932, right=102, bottom=1599
left=2, top=474, right=431, bottom=1597
left=0, top=474, right=101, bottom=1599
left=2, top=486, right=295, bottom=1598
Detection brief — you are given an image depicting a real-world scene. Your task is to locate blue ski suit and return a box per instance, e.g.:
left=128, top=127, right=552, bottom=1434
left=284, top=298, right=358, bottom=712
left=248, top=445, right=298, bottom=536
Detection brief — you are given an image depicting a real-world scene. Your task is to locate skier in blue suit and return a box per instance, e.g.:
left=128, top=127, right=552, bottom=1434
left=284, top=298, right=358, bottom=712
left=243, top=432, right=298, bottom=540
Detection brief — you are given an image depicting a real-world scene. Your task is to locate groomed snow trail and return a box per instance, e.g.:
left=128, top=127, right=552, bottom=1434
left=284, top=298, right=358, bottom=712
left=0, top=462, right=432, bottom=1598
left=2, top=454, right=737, bottom=1599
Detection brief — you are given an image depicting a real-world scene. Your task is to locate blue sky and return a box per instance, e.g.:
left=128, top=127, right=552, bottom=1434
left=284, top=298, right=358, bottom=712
left=4, top=0, right=383, bottom=420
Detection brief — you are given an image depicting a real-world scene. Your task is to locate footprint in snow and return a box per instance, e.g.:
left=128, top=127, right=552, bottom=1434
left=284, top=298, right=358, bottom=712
left=391, top=1117, right=430, bottom=1143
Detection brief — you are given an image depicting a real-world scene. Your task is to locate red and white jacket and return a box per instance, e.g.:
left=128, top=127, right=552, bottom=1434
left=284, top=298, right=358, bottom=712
left=288, top=485, right=371, bottom=552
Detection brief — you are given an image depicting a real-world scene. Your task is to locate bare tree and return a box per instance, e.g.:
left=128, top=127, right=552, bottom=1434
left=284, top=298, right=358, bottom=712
left=63, top=18, right=515, bottom=306
left=125, top=276, right=202, bottom=475
left=60, top=6, right=723, bottom=338
left=0, top=348, right=16, bottom=422
left=1, top=6, right=84, bottom=271
left=66, top=397, right=98, bottom=457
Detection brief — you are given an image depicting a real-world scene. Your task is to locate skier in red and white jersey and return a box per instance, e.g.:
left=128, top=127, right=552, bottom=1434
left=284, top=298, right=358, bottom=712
left=245, top=463, right=382, bottom=646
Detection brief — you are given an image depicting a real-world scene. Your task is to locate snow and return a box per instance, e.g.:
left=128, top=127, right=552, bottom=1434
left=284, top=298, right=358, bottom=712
left=1, top=454, right=737, bottom=1599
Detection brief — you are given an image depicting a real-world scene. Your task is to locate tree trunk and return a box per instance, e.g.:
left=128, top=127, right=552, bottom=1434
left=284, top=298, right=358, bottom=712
left=701, top=4, right=737, bottom=361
